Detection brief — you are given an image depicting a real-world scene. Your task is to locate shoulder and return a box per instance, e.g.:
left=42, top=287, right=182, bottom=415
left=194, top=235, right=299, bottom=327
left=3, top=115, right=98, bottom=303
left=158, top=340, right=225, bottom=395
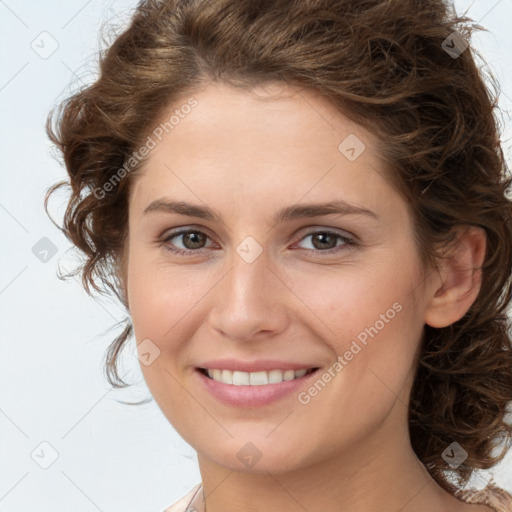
left=454, top=484, right=512, bottom=512
left=161, top=482, right=203, bottom=512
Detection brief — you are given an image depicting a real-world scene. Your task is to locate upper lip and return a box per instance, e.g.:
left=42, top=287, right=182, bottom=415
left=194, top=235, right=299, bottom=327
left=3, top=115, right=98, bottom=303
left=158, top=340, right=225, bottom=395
left=197, top=359, right=319, bottom=373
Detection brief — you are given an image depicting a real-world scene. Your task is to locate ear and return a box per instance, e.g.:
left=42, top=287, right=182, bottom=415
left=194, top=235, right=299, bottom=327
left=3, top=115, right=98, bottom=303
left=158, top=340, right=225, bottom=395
left=424, top=225, right=486, bottom=328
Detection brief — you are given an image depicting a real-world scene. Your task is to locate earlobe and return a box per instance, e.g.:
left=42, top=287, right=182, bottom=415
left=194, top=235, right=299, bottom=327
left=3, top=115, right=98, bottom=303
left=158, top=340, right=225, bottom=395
left=424, top=226, right=486, bottom=328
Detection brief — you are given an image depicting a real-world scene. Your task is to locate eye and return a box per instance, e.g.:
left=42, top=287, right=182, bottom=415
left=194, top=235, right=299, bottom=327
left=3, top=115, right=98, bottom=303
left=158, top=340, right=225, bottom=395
left=160, top=227, right=356, bottom=256
left=161, top=229, right=214, bottom=255
left=293, top=229, right=357, bottom=255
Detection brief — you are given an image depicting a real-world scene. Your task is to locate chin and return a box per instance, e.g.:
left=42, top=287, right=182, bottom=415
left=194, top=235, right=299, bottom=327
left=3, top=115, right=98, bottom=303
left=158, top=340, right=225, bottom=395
left=197, top=436, right=317, bottom=474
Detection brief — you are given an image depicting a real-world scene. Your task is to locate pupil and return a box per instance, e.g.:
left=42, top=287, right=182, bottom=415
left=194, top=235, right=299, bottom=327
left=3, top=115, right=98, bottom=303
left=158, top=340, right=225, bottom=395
left=184, top=232, right=205, bottom=249
left=314, top=233, right=335, bottom=250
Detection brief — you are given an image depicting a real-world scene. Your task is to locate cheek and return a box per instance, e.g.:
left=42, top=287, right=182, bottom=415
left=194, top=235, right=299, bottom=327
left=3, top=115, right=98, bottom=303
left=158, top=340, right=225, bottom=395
left=290, top=250, right=422, bottom=339
left=289, top=252, right=424, bottom=394
left=126, top=250, right=206, bottom=428
left=284, top=269, right=423, bottom=456
left=127, top=247, right=204, bottom=341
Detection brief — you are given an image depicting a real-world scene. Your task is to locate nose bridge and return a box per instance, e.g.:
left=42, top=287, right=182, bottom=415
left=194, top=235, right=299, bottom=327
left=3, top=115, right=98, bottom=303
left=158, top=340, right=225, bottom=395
left=229, top=247, right=271, bottom=303
left=209, top=242, right=289, bottom=341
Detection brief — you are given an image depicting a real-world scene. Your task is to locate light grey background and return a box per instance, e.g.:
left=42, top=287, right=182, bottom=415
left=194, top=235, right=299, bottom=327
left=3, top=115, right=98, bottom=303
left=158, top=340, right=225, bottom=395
left=1, top=1, right=511, bottom=511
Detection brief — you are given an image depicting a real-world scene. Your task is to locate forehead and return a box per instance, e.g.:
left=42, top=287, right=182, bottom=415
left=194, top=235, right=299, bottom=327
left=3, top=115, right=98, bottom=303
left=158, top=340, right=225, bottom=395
left=129, top=81, right=396, bottom=221
left=143, top=80, right=374, bottom=157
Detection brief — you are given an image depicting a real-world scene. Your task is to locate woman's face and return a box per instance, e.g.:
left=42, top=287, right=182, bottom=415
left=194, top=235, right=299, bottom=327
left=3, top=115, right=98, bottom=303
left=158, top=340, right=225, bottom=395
left=124, top=81, right=435, bottom=473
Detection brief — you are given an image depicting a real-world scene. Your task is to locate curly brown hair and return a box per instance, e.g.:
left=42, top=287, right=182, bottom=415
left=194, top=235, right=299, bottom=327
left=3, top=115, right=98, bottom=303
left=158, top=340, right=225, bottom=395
left=45, top=0, right=512, bottom=498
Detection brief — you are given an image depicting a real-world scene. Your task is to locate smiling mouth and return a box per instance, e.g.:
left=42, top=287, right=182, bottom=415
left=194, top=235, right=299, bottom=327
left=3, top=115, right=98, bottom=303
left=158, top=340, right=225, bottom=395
left=197, top=367, right=319, bottom=385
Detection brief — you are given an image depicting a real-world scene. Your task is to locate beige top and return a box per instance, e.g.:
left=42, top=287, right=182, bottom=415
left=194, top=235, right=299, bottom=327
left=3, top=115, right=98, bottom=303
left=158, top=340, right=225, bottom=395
left=162, top=482, right=512, bottom=512
left=163, top=483, right=203, bottom=512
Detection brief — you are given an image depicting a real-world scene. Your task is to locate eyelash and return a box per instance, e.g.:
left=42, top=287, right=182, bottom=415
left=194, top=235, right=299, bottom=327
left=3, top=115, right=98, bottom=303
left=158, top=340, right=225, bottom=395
left=160, top=228, right=357, bottom=256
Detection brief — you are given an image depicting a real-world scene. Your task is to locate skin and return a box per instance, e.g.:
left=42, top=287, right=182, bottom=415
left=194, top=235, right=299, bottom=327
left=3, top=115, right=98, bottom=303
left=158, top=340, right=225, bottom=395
left=121, top=81, right=489, bottom=511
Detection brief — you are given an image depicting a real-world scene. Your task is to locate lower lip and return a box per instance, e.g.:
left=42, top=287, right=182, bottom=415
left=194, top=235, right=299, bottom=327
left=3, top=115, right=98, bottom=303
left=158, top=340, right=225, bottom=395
left=195, top=368, right=320, bottom=407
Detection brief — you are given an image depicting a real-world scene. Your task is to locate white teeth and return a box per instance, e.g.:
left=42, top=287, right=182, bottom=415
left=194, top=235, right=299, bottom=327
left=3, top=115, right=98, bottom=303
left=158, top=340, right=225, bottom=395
left=283, top=369, right=295, bottom=381
left=233, top=371, right=250, bottom=385
left=249, top=371, right=268, bottom=385
left=221, top=369, right=231, bottom=383
left=268, top=369, right=284, bottom=383
left=204, top=368, right=312, bottom=385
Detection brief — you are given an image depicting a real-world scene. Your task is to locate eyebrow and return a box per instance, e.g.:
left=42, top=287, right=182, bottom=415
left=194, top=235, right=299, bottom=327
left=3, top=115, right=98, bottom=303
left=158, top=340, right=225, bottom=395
left=143, top=198, right=378, bottom=224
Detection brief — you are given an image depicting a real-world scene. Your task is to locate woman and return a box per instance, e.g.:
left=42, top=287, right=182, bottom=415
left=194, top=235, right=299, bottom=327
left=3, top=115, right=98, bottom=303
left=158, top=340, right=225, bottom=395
left=45, top=0, right=512, bottom=510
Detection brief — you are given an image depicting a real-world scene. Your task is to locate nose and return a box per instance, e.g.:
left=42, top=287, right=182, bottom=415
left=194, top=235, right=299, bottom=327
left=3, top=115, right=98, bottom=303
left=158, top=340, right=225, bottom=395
left=207, top=247, right=291, bottom=343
